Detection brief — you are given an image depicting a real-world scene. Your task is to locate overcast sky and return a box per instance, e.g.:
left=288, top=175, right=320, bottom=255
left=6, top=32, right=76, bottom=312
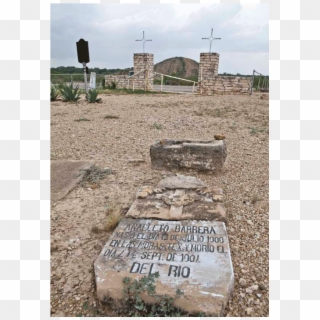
left=51, top=3, right=269, bottom=75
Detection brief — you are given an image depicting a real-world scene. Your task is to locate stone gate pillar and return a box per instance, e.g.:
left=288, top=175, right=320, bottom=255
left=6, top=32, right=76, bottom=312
left=133, top=53, right=154, bottom=90
left=198, top=53, right=220, bottom=95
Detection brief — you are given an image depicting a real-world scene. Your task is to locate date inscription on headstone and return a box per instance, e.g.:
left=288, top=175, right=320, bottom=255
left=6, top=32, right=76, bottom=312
left=94, top=218, right=234, bottom=316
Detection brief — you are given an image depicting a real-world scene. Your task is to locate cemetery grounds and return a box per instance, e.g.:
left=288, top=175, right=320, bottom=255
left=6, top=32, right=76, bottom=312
left=50, top=92, right=269, bottom=317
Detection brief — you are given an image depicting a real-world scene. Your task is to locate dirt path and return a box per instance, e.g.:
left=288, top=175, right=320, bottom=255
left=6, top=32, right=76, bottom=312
left=50, top=93, right=269, bottom=317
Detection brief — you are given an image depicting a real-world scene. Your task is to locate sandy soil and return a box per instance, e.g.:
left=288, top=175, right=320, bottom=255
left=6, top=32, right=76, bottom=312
left=50, top=92, right=269, bottom=317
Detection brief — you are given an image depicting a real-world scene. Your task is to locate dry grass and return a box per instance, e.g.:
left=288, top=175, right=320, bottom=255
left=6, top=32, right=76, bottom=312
left=80, top=165, right=112, bottom=187
left=90, top=204, right=122, bottom=234
left=103, top=205, right=122, bottom=232
left=104, top=115, right=120, bottom=119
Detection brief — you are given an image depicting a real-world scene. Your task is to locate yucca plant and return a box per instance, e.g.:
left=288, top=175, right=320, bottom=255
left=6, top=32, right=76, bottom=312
left=59, top=82, right=81, bottom=102
left=50, top=85, right=60, bottom=101
left=86, top=88, right=102, bottom=103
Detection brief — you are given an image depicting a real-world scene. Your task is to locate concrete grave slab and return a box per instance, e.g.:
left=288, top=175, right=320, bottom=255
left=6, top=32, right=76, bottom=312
left=51, top=160, right=93, bottom=202
left=150, top=139, right=227, bottom=172
left=126, top=180, right=227, bottom=222
left=94, top=218, right=234, bottom=316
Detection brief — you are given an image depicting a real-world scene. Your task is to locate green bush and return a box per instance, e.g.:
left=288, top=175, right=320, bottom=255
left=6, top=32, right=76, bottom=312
left=86, top=88, right=102, bottom=103
left=59, top=82, right=81, bottom=102
left=107, top=81, right=117, bottom=90
left=50, top=85, right=60, bottom=101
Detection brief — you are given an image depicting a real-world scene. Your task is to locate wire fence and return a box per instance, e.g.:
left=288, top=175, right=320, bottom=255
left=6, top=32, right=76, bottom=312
left=50, top=74, right=106, bottom=89
left=250, top=70, right=269, bottom=94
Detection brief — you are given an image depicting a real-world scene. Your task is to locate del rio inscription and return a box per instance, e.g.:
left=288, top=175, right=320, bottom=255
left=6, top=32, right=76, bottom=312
left=99, top=219, right=229, bottom=280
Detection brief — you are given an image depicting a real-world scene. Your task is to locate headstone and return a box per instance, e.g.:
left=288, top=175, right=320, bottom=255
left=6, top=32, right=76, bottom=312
left=94, top=218, right=234, bottom=316
left=89, top=72, right=96, bottom=89
left=150, top=139, right=227, bottom=172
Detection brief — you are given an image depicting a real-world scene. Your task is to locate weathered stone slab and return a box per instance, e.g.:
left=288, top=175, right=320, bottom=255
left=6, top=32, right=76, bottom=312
left=156, top=174, right=206, bottom=190
left=94, top=218, right=234, bottom=316
left=150, top=139, right=227, bottom=171
left=126, top=185, right=227, bottom=222
left=51, top=160, right=93, bottom=202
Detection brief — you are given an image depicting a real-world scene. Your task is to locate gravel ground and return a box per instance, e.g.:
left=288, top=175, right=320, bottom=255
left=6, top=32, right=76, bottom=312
left=50, top=92, right=269, bottom=317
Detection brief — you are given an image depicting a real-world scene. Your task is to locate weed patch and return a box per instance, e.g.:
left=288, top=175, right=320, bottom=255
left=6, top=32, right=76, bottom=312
left=153, top=122, right=162, bottom=130
left=81, top=165, right=112, bottom=186
left=122, top=273, right=189, bottom=317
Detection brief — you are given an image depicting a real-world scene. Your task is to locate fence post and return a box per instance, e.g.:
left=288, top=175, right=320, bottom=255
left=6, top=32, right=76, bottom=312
left=192, top=82, right=195, bottom=94
left=82, top=62, right=88, bottom=93
left=250, top=69, right=255, bottom=95
left=262, top=75, right=266, bottom=90
left=161, top=75, right=163, bottom=92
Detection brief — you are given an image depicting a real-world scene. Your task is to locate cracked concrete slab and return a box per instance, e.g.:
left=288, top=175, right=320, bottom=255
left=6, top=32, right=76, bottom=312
left=51, top=160, right=93, bottom=202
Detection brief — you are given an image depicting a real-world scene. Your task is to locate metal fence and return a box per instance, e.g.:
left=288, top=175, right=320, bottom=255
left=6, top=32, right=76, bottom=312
left=250, top=70, right=269, bottom=94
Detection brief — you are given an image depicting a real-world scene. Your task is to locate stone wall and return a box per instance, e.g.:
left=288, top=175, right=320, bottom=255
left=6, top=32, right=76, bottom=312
left=133, top=53, right=154, bottom=90
left=198, top=52, right=252, bottom=95
left=211, top=76, right=252, bottom=95
left=105, top=74, right=132, bottom=89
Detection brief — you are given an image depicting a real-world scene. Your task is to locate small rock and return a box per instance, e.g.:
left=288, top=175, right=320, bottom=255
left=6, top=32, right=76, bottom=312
left=214, top=133, right=226, bottom=140
left=246, top=288, right=253, bottom=294
left=75, top=296, right=80, bottom=301
left=257, top=293, right=262, bottom=298
left=246, top=307, right=253, bottom=315
left=259, top=283, right=267, bottom=290
left=212, top=195, right=223, bottom=202
left=87, top=188, right=92, bottom=191
left=239, top=278, right=246, bottom=287
left=247, top=220, right=253, bottom=225
left=250, top=285, right=259, bottom=291
left=137, top=191, right=148, bottom=199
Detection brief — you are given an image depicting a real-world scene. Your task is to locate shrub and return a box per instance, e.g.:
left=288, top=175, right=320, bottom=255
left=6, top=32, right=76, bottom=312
left=50, top=85, right=60, bottom=101
left=86, top=88, right=102, bottom=103
left=101, top=78, right=106, bottom=89
left=81, top=165, right=112, bottom=186
left=59, top=82, right=81, bottom=102
left=122, top=273, right=187, bottom=317
left=107, top=81, right=117, bottom=90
